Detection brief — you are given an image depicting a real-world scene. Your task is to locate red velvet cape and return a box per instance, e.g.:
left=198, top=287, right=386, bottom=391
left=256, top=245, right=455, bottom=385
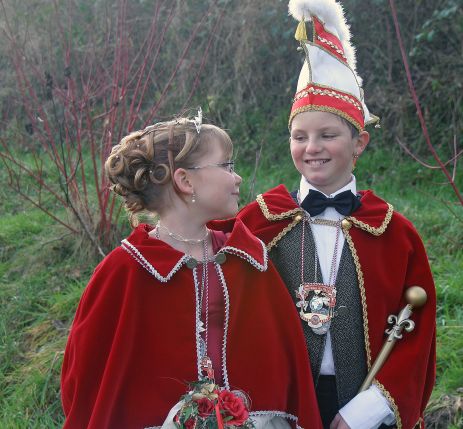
left=61, top=218, right=323, bottom=429
left=236, top=185, right=436, bottom=429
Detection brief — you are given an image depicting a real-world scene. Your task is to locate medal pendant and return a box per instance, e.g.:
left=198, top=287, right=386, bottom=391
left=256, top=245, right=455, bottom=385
left=200, top=356, right=215, bottom=381
left=296, top=283, right=336, bottom=334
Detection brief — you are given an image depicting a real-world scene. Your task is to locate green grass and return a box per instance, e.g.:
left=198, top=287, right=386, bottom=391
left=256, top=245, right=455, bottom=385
left=0, top=201, right=93, bottom=427
left=0, top=144, right=462, bottom=427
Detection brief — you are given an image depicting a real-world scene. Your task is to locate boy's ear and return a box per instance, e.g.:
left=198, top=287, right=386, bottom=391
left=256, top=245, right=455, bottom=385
left=356, top=131, right=370, bottom=156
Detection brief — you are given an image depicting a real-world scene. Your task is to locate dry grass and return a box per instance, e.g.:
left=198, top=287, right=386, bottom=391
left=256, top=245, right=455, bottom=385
left=425, top=391, right=463, bottom=428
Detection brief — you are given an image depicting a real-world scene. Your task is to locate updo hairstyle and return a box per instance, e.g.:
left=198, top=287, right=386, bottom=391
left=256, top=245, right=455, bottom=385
left=105, top=118, right=233, bottom=227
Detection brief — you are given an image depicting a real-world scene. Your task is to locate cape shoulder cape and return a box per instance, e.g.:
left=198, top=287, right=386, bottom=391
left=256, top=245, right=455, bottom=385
left=237, top=185, right=436, bottom=429
left=61, top=218, right=323, bottom=429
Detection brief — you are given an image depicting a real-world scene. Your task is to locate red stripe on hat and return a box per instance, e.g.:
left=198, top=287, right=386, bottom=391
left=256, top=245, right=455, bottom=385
left=313, top=16, right=347, bottom=65
left=291, top=84, right=364, bottom=130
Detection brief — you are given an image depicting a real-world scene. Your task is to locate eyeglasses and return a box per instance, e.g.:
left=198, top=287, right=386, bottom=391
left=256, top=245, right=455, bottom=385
left=186, top=161, right=235, bottom=174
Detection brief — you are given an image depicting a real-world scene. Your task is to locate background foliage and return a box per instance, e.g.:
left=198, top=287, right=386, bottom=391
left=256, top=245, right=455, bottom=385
left=0, top=0, right=462, bottom=427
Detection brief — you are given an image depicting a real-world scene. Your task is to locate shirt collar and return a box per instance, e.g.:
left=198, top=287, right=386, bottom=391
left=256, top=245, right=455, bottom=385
left=298, top=176, right=358, bottom=220
left=254, top=184, right=393, bottom=236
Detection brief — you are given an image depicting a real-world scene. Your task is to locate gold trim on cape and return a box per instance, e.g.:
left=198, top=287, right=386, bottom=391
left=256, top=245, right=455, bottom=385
left=256, top=193, right=303, bottom=249
left=267, top=217, right=302, bottom=251
left=344, top=209, right=400, bottom=428
left=373, top=379, right=402, bottom=429
left=343, top=228, right=372, bottom=367
left=347, top=203, right=394, bottom=236
left=256, top=193, right=302, bottom=220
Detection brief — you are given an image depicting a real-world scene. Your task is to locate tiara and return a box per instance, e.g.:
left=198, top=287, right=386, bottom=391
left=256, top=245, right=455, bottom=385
left=192, top=107, right=202, bottom=134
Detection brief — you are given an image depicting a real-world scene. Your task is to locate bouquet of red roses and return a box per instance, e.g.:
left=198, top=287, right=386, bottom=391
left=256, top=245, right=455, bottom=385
left=174, top=378, right=255, bottom=429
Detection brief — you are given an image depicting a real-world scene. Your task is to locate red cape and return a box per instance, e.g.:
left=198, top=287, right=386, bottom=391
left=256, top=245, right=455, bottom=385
left=61, top=218, right=323, bottom=429
left=236, top=185, right=436, bottom=429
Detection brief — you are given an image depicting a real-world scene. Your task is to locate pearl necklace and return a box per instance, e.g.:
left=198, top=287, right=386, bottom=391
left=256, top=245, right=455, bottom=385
left=154, top=220, right=213, bottom=377
left=156, top=221, right=209, bottom=245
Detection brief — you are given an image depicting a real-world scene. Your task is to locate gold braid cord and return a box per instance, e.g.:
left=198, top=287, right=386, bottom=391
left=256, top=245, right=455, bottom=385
left=373, top=380, right=402, bottom=429
left=267, top=217, right=301, bottom=251
left=256, top=194, right=302, bottom=220
left=343, top=228, right=372, bottom=367
left=344, top=208, right=401, bottom=429
left=256, top=193, right=304, bottom=250
left=347, top=203, right=394, bottom=236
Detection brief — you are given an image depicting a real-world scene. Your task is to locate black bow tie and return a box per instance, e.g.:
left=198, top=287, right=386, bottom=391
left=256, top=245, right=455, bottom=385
left=301, top=189, right=361, bottom=216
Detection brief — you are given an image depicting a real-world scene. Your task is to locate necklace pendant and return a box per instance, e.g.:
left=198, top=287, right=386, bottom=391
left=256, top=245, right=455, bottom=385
left=296, top=283, right=337, bottom=335
left=200, top=356, right=215, bottom=381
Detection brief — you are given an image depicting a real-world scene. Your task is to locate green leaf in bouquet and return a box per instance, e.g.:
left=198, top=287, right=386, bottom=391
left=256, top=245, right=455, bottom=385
left=186, top=405, right=197, bottom=420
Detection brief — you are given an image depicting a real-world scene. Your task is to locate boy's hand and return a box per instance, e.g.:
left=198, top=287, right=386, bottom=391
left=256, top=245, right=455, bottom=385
left=330, top=413, right=351, bottom=429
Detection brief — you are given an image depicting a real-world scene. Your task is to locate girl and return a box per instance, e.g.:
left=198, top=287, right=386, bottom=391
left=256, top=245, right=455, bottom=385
left=61, top=115, right=322, bottom=429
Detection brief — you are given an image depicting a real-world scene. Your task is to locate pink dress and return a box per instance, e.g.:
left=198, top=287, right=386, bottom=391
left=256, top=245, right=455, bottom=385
left=198, top=230, right=227, bottom=386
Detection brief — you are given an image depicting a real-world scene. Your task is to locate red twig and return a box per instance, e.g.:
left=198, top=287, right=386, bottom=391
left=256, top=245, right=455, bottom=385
left=143, top=5, right=213, bottom=127
left=182, top=8, right=226, bottom=110
left=1, top=0, right=219, bottom=253
left=396, top=137, right=463, bottom=170
left=133, top=2, right=177, bottom=129
left=389, top=0, right=463, bottom=206
left=127, top=0, right=164, bottom=131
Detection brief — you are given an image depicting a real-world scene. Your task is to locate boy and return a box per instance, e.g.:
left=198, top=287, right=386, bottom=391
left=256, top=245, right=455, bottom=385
left=237, top=1, right=436, bottom=428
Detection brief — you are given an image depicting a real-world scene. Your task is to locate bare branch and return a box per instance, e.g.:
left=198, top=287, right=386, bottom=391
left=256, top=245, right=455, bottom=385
left=389, top=0, right=463, bottom=206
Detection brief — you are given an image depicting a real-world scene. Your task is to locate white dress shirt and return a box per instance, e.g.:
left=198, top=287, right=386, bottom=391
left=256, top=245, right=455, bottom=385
left=299, top=176, right=396, bottom=429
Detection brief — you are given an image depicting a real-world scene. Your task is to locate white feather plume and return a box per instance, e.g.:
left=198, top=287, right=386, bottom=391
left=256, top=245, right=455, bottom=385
left=288, top=0, right=358, bottom=76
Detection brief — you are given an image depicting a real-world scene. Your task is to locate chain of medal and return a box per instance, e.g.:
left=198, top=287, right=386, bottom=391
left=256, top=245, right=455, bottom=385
left=155, top=225, right=216, bottom=381
left=197, top=237, right=216, bottom=382
left=296, top=215, right=341, bottom=335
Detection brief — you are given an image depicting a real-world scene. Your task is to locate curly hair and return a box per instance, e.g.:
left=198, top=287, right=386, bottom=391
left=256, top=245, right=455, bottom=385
left=105, top=118, right=233, bottom=227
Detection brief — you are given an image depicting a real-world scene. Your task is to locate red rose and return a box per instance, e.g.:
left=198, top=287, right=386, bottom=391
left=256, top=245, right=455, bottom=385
left=196, top=397, right=215, bottom=417
left=184, top=417, right=196, bottom=429
left=218, top=390, right=249, bottom=426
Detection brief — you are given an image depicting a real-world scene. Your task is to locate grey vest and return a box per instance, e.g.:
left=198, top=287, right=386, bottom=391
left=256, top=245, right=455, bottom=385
left=270, top=220, right=367, bottom=408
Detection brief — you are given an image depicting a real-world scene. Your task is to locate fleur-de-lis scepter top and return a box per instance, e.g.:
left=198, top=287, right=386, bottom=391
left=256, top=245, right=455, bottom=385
left=358, top=286, right=428, bottom=392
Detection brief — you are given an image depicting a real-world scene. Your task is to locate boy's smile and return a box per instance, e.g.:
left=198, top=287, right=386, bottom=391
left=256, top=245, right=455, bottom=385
left=290, top=111, right=369, bottom=196
left=305, top=159, right=330, bottom=166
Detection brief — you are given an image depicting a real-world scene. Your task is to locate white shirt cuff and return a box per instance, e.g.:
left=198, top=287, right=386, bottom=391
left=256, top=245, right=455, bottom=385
left=339, top=385, right=396, bottom=429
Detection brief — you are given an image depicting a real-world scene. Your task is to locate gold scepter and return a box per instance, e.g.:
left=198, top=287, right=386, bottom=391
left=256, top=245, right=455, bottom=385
left=358, top=286, right=428, bottom=392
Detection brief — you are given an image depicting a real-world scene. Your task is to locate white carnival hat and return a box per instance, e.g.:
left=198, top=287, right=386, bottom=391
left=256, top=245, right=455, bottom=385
left=288, top=0, right=379, bottom=130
